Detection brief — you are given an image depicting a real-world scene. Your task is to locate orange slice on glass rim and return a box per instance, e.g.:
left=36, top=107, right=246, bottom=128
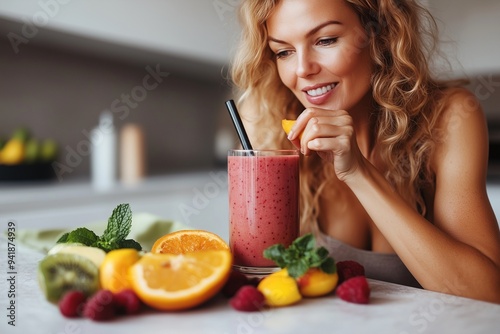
left=151, top=229, right=229, bottom=254
left=129, top=250, right=232, bottom=311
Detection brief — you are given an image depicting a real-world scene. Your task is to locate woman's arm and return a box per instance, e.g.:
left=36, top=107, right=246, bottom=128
left=288, top=89, right=500, bottom=303
left=345, top=89, right=500, bottom=303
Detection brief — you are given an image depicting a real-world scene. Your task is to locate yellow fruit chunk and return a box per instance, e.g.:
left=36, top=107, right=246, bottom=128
left=1, top=139, right=25, bottom=165
left=271, top=268, right=288, bottom=276
left=100, top=248, right=141, bottom=293
left=151, top=229, right=229, bottom=254
left=257, top=271, right=302, bottom=307
left=282, top=119, right=303, bottom=139
left=296, top=268, right=339, bottom=297
left=129, top=250, right=232, bottom=311
left=281, top=119, right=295, bottom=135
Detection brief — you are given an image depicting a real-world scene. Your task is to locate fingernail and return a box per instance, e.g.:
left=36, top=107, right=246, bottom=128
left=287, top=130, right=294, bottom=140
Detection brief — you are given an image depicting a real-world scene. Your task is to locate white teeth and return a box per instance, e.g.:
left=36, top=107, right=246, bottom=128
left=307, top=84, right=335, bottom=97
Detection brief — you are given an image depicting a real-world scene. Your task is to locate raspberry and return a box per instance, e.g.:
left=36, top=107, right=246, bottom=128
left=229, top=285, right=266, bottom=312
left=336, top=276, right=370, bottom=304
left=83, top=290, right=117, bottom=321
left=221, top=270, right=252, bottom=298
left=59, top=290, right=87, bottom=318
left=336, top=260, right=365, bottom=284
left=114, top=289, right=142, bottom=315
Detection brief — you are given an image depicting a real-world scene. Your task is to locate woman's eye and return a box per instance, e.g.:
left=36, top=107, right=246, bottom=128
left=317, top=37, right=338, bottom=46
left=275, top=50, right=293, bottom=59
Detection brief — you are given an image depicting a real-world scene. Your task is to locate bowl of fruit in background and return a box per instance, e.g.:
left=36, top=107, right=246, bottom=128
left=0, top=127, right=59, bottom=182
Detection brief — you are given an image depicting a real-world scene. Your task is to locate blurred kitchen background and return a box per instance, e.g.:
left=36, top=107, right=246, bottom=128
left=0, top=0, right=499, bottom=185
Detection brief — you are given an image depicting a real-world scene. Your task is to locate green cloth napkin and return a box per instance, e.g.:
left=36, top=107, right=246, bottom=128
left=15, top=213, right=191, bottom=253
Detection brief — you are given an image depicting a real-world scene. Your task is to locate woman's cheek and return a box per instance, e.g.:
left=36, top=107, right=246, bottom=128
left=277, top=60, right=296, bottom=90
left=338, top=43, right=371, bottom=74
left=321, top=49, right=353, bottom=76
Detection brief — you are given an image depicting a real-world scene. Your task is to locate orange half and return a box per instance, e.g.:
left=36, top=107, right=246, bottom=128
left=151, top=229, right=229, bottom=254
left=129, top=250, right=232, bottom=311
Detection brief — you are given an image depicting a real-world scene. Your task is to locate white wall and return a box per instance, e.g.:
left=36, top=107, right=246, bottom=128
left=428, top=0, right=500, bottom=77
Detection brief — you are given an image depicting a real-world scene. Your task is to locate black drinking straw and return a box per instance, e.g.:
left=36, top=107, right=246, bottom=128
left=225, top=99, right=254, bottom=151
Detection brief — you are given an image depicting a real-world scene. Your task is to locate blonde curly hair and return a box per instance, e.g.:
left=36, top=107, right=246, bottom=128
left=230, top=0, right=460, bottom=232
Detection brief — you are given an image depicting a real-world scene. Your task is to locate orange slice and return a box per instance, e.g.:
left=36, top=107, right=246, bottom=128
left=151, top=229, right=229, bottom=254
left=282, top=119, right=302, bottom=138
left=129, top=250, right=232, bottom=311
left=282, top=119, right=295, bottom=135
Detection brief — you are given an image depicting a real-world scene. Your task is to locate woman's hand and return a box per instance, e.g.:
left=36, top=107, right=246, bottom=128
left=287, top=107, right=364, bottom=181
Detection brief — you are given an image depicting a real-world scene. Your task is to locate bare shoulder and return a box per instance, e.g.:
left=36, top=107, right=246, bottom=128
left=435, top=86, right=485, bottom=129
left=432, top=87, right=488, bottom=164
left=432, top=87, right=488, bottom=176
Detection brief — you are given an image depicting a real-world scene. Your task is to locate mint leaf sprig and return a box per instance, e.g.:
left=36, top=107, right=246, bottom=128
left=263, top=233, right=335, bottom=278
left=56, top=203, right=142, bottom=252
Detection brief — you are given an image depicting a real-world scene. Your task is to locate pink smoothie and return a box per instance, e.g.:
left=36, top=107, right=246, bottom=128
left=228, top=153, right=299, bottom=267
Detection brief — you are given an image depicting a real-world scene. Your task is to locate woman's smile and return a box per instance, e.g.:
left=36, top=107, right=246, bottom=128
left=305, top=83, right=337, bottom=97
left=303, top=82, right=338, bottom=105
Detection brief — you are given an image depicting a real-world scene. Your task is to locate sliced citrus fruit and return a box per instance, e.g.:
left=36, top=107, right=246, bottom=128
left=282, top=119, right=302, bottom=138
left=281, top=119, right=295, bottom=135
left=129, top=250, right=232, bottom=311
left=99, top=248, right=141, bottom=293
left=151, top=229, right=229, bottom=254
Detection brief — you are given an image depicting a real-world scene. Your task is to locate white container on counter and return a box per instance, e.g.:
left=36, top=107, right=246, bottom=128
left=90, top=111, right=117, bottom=191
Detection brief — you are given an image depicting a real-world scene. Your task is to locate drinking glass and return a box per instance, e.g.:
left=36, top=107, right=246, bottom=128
left=228, top=149, right=300, bottom=277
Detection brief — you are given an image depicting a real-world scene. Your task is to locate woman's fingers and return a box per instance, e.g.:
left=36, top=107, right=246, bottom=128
left=287, top=107, right=359, bottom=176
left=302, top=121, right=353, bottom=156
left=294, top=109, right=353, bottom=156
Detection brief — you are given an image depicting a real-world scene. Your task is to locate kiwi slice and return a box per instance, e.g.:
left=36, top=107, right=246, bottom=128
left=38, top=253, right=100, bottom=303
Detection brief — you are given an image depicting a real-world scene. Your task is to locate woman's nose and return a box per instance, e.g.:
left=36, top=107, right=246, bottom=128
left=296, top=50, right=320, bottom=78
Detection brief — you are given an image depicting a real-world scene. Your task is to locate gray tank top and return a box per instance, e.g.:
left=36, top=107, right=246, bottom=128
left=312, top=222, right=422, bottom=288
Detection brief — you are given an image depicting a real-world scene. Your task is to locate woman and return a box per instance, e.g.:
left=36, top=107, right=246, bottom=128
left=230, top=0, right=500, bottom=303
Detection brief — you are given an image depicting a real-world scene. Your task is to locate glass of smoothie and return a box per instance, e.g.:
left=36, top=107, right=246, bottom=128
left=228, top=149, right=300, bottom=277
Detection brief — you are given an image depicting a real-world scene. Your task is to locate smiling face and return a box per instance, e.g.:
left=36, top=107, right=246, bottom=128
left=266, top=0, right=374, bottom=114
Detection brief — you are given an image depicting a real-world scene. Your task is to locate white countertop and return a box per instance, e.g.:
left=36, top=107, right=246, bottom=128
left=0, top=237, right=499, bottom=334
left=1, top=171, right=499, bottom=333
